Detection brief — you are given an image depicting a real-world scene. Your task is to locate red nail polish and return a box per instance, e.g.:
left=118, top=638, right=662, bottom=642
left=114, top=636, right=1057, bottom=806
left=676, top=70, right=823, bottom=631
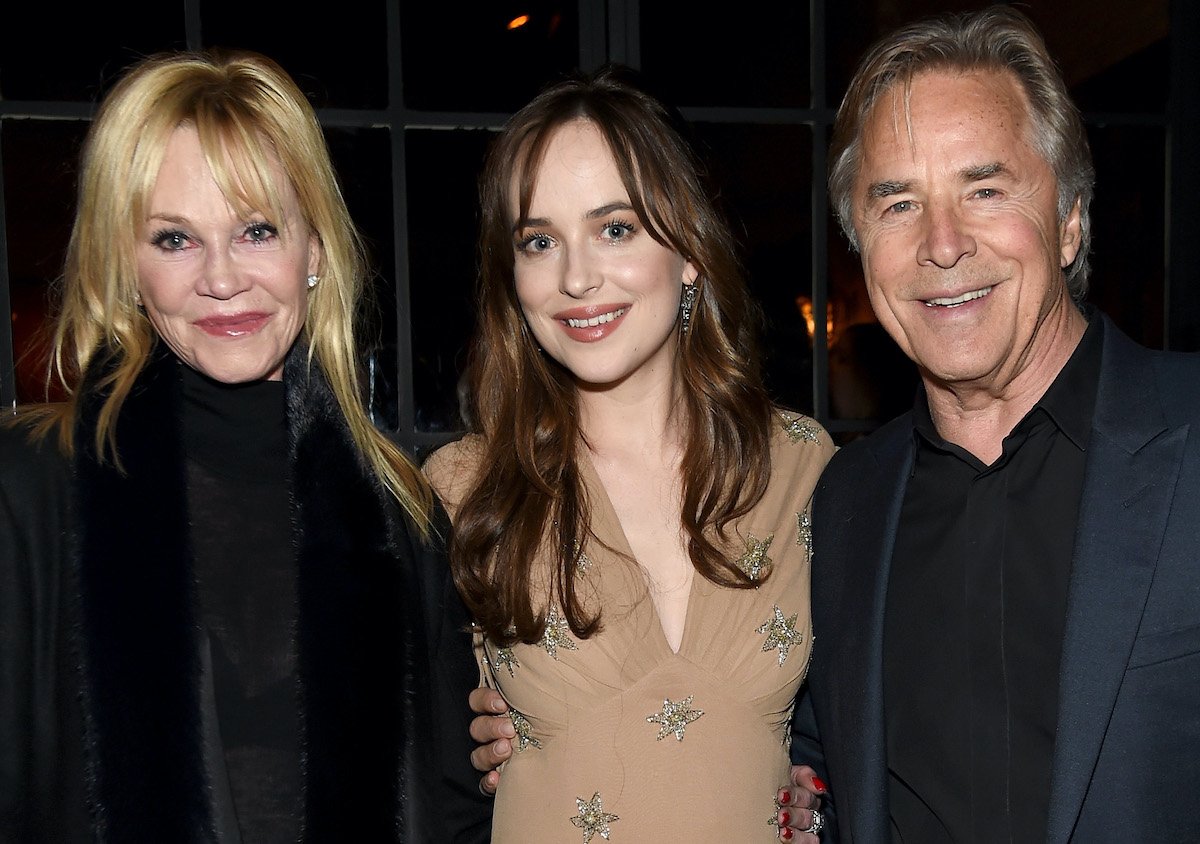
left=811, top=775, right=827, bottom=793
left=779, top=789, right=791, bottom=804
left=779, top=811, right=791, bottom=826
left=781, top=828, right=794, bottom=841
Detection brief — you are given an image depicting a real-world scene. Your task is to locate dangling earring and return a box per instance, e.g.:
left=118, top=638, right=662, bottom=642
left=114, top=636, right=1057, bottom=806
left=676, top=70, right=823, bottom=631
left=306, top=274, right=319, bottom=289
left=679, top=283, right=698, bottom=334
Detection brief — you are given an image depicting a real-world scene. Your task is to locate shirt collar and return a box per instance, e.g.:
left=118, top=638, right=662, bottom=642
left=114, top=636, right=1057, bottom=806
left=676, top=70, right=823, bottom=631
left=911, top=306, right=1102, bottom=454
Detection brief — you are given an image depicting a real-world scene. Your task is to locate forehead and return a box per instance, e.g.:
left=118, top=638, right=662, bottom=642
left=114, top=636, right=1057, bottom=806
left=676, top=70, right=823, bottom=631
left=152, top=123, right=297, bottom=214
left=512, top=119, right=626, bottom=207
left=857, top=69, right=1040, bottom=180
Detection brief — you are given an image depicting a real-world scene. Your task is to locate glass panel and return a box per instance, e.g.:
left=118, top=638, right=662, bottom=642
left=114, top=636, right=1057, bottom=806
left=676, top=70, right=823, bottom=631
left=0, top=5, right=184, bottom=101
left=400, top=3, right=579, bottom=112
left=323, top=126, right=397, bottom=426
left=826, top=0, right=1168, bottom=112
left=3, top=119, right=89, bottom=403
left=692, top=122, right=814, bottom=415
left=1083, top=125, right=1165, bottom=348
left=641, top=3, right=810, bottom=108
left=201, top=0, right=388, bottom=109
left=406, top=127, right=497, bottom=433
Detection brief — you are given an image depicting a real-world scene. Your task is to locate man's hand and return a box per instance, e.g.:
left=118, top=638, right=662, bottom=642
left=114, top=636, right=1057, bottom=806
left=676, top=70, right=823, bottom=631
left=468, top=687, right=513, bottom=795
left=773, top=765, right=827, bottom=841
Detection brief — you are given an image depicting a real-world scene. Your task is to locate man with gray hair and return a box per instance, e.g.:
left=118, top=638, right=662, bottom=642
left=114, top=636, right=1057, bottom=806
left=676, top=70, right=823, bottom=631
left=786, top=4, right=1200, bottom=841
left=464, top=6, right=1198, bottom=842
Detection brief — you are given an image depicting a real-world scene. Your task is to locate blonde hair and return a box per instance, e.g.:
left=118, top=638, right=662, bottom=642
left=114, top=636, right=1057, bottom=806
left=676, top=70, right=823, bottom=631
left=22, top=49, right=433, bottom=533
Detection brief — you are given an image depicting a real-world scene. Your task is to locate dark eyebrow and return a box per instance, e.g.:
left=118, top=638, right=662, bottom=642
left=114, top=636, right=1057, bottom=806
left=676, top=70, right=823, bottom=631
left=866, top=180, right=909, bottom=200
left=512, top=201, right=635, bottom=234
left=963, top=162, right=1007, bottom=181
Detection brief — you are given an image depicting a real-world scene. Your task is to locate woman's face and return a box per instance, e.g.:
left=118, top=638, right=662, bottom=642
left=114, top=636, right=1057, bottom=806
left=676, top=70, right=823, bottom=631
left=135, top=124, right=318, bottom=383
left=510, top=119, right=697, bottom=392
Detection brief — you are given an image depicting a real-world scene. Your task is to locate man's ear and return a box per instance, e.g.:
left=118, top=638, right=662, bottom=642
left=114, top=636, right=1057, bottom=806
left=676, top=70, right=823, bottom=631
left=1059, top=197, right=1082, bottom=269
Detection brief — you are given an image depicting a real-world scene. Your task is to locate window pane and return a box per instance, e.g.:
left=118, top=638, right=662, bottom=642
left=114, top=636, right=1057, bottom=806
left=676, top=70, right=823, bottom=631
left=0, top=6, right=184, bottom=102
left=401, top=3, right=578, bottom=112
left=3, top=119, right=87, bottom=403
left=641, top=3, right=810, bottom=108
left=826, top=0, right=1169, bottom=112
left=406, top=127, right=495, bottom=433
left=693, top=122, right=814, bottom=414
left=1084, top=125, right=1165, bottom=348
left=201, top=0, right=388, bottom=109
left=323, top=126, right=398, bottom=426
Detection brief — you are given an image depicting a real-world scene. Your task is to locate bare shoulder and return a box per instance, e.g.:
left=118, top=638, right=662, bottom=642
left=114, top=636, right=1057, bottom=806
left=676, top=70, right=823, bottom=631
left=422, top=433, right=486, bottom=519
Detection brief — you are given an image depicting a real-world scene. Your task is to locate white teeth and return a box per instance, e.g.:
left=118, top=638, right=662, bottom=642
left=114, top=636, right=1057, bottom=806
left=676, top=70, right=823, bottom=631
left=924, top=286, right=993, bottom=308
left=566, top=308, right=626, bottom=328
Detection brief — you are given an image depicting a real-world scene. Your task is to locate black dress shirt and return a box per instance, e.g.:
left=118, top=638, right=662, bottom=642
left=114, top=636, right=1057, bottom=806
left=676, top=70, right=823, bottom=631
left=884, top=315, right=1102, bottom=843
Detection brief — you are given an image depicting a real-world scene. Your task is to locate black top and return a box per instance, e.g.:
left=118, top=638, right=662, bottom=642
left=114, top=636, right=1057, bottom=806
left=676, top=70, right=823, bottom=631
left=883, top=315, right=1102, bottom=843
left=181, top=365, right=300, bottom=843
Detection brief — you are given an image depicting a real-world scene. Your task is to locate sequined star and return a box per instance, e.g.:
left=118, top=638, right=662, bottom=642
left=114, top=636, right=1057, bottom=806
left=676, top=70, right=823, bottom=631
left=780, top=412, right=821, bottom=444
left=757, top=605, right=804, bottom=666
left=570, top=792, right=619, bottom=842
left=734, top=533, right=774, bottom=581
left=508, top=707, right=542, bottom=752
left=540, top=607, right=578, bottom=659
left=493, top=646, right=520, bottom=677
left=573, top=540, right=592, bottom=577
left=646, top=695, right=704, bottom=741
left=796, top=510, right=813, bottom=559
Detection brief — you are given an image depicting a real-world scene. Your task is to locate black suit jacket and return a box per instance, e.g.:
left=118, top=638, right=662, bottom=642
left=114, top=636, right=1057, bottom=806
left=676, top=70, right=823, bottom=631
left=796, top=314, right=1200, bottom=842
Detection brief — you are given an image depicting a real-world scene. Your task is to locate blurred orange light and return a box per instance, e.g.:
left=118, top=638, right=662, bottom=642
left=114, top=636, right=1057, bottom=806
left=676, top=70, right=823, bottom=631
left=507, top=15, right=530, bottom=30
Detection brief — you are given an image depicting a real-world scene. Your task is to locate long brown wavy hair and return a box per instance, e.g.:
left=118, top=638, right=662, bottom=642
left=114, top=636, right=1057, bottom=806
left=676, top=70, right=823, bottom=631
left=451, top=65, right=775, bottom=645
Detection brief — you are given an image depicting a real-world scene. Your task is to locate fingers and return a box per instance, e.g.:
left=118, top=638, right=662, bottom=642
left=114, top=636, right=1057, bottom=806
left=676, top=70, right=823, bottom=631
left=477, top=769, right=501, bottom=797
left=775, top=805, right=823, bottom=841
left=469, top=686, right=508, bottom=715
left=776, top=770, right=828, bottom=841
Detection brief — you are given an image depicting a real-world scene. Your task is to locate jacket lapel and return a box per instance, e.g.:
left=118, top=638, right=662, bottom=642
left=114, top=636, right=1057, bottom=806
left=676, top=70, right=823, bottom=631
left=285, top=350, right=413, bottom=838
left=1046, top=318, right=1184, bottom=843
left=813, top=419, right=914, bottom=842
left=73, top=347, right=216, bottom=841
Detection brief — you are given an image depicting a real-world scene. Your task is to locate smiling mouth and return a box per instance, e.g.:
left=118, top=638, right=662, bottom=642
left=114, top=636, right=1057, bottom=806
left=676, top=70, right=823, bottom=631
left=923, top=286, right=994, bottom=308
left=564, top=308, right=627, bottom=328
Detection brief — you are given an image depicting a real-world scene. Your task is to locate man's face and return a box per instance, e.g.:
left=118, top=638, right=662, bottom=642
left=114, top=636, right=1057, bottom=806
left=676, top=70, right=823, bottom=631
left=851, top=69, right=1082, bottom=392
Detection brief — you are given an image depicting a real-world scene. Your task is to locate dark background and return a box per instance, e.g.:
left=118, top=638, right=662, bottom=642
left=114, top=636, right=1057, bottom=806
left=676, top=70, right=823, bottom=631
left=2, top=0, right=1196, bottom=451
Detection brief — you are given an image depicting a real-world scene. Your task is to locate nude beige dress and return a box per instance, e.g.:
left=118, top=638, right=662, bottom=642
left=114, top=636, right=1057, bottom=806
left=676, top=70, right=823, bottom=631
left=427, top=412, right=834, bottom=843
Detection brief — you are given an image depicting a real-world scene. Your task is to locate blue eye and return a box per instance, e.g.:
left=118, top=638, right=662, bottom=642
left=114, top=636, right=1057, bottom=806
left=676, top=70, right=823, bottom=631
left=152, top=229, right=190, bottom=251
left=516, top=232, right=554, bottom=253
left=601, top=219, right=635, bottom=240
left=244, top=222, right=279, bottom=242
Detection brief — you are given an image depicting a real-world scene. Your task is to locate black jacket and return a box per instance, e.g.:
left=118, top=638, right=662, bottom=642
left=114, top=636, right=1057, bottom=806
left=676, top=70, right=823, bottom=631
left=0, top=346, right=492, bottom=842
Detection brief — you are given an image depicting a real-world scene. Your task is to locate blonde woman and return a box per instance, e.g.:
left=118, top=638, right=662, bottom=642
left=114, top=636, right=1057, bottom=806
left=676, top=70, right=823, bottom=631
left=0, top=50, right=489, bottom=842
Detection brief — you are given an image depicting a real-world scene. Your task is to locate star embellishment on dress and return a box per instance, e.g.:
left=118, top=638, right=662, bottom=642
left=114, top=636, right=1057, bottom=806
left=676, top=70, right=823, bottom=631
left=780, top=412, right=821, bottom=444
left=540, top=607, right=578, bottom=659
left=574, top=540, right=592, bottom=577
left=757, top=605, right=804, bottom=666
left=735, top=533, right=774, bottom=581
left=508, top=707, right=542, bottom=752
left=492, top=646, right=520, bottom=677
left=646, top=695, right=704, bottom=741
left=796, top=510, right=812, bottom=559
left=570, top=792, right=619, bottom=842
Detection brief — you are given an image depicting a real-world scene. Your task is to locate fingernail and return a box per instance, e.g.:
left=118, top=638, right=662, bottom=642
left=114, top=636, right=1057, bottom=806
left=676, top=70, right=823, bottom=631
left=811, top=775, right=827, bottom=793
left=779, top=811, right=791, bottom=826
left=778, top=789, right=791, bottom=805
left=780, top=828, right=794, bottom=841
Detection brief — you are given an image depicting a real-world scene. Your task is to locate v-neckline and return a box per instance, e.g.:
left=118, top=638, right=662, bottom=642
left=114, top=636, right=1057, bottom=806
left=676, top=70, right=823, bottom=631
left=579, top=449, right=697, bottom=655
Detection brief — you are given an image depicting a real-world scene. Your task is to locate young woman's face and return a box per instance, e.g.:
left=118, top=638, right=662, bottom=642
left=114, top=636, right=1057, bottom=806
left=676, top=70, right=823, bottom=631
left=135, top=124, right=319, bottom=383
left=510, top=119, right=697, bottom=392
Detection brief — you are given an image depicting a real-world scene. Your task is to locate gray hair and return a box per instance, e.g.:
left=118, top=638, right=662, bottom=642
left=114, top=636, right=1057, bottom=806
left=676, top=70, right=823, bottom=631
left=828, top=5, right=1095, bottom=299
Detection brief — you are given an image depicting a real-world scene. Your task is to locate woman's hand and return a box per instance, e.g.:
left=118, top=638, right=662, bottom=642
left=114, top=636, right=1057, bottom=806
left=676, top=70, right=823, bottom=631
left=773, top=765, right=827, bottom=841
left=468, top=687, right=513, bottom=795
